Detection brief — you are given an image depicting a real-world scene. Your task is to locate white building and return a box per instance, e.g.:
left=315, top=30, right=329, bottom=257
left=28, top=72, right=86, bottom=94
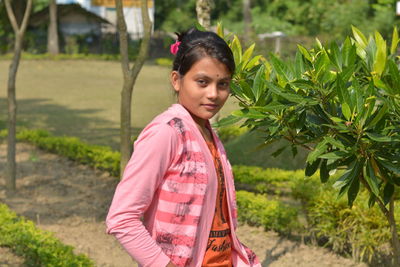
left=56, top=0, right=154, bottom=39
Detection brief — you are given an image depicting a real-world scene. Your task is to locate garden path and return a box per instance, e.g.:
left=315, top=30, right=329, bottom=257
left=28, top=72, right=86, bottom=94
left=0, top=143, right=367, bottom=267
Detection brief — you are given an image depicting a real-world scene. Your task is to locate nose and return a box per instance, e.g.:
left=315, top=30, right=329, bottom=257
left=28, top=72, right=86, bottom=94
left=206, top=83, right=218, bottom=100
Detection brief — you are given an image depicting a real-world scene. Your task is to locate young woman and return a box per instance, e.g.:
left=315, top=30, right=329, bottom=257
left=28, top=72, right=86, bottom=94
left=106, top=28, right=260, bottom=267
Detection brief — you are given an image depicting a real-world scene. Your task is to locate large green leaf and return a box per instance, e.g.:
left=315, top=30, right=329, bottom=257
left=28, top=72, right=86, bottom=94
left=231, top=35, right=242, bottom=66
left=328, top=41, right=342, bottom=71
left=253, top=102, right=288, bottom=113
left=305, top=158, right=321, bottom=177
left=306, top=140, right=328, bottom=163
left=232, top=109, right=265, bottom=119
left=323, top=136, right=346, bottom=151
left=376, top=158, right=400, bottom=175
left=238, top=80, right=255, bottom=102
left=352, top=26, right=368, bottom=49
left=366, top=132, right=393, bottom=142
left=252, top=65, right=266, bottom=101
left=390, top=26, right=399, bottom=56
left=245, top=55, right=262, bottom=70
left=213, top=115, right=242, bottom=127
left=347, top=172, right=360, bottom=207
left=365, top=160, right=381, bottom=197
left=242, top=44, right=255, bottom=67
left=294, top=51, right=306, bottom=78
left=266, top=81, right=318, bottom=105
left=383, top=183, right=395, bottom=205
left=341, top=103, right=352, bottom=121
left=373, top=31, right=387, bottom=76
left=388, top=60, right=400, bottom=94
left=343, top=37, right=356, bottom=67
left=297, top=44, right=312, bottom=62
left=230, top=81, right=247, bottom=100
left=270, top=53, right=293, bottom=82
left=320, top=159, right=329, bottom=183
left=368, top=103, right=388, bottom=128
left=319, top=151, right=349, bottom=160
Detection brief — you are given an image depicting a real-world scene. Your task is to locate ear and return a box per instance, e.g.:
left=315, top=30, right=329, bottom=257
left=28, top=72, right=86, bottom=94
left=170, top=71, right=181, bottom=93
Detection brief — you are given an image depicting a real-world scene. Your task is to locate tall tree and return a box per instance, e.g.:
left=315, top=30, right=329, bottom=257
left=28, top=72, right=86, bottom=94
left=243, top=0, right=252, bottom=43
left=47, top=0, right=59, bottom=55
left=5, top=0, right=33, bottom=192
left=196, top=0, right=212, bottom=30
left=116, top=0, right=152, bottom=175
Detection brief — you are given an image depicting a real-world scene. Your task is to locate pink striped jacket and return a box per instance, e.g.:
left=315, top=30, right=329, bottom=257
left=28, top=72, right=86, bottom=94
left=106, top=104, right=261, bottom=267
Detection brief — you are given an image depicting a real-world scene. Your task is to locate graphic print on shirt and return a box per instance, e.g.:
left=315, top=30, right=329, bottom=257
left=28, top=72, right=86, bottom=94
left=202, top=140, right=232, bottom=267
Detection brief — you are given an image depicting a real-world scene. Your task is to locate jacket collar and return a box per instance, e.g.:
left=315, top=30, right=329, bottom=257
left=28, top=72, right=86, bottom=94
left=169, top=103, right=212, bottom=129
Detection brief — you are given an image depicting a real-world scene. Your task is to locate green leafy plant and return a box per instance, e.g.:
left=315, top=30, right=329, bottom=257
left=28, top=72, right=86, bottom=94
left=217, top=125, right=248, bottom=143
left=236, top=190, right=299, bottom=234
left=0, top=128, right=120, bottom=176
left=0, top=204, right=94, bottom=266
left=155, top=57, right=173, bottom=67
left=220, top=26, right=400, bottom=264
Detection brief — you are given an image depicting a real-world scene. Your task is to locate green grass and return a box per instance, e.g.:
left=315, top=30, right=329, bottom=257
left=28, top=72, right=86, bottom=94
left=0, top=60, right=239, bottom=149
left=0, top=59, right=307, bottom=169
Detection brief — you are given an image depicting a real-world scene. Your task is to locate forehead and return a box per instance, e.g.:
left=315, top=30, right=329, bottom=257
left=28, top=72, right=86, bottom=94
left=186, top=57, right=231, bottom=78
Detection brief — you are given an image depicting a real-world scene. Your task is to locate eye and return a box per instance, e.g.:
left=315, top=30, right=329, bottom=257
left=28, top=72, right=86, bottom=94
left=197, top=79, right=208, bottom=86
left=218, top=81, right=230, bottom=89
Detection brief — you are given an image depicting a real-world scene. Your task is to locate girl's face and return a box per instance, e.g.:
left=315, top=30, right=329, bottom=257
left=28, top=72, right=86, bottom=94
left=171, top=56, right=231, bottom=128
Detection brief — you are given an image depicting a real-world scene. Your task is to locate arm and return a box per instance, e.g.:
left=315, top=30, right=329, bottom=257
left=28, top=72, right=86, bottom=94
left=106, top=122, right=178, bottom=267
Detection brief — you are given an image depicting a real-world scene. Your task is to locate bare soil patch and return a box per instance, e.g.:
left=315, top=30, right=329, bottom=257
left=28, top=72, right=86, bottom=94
left=0, top=143, right=368, bottom=266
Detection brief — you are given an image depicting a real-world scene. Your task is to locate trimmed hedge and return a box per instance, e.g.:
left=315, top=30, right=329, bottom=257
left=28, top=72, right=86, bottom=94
left=236, top=190, right=299, bottom=234
left=0, top=52, right=120, bottom=61
left=0, top=128, right=299, bottom=234
left=233, top=165, right=314, bottom=194
left=0, top=204, right=94, bottom=267
left=217, top=125, right=248, bottom=143
left=1, top=129, right=120, bottom=176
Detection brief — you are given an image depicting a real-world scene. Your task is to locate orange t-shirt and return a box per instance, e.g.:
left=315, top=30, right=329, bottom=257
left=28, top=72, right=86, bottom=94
left=202, top=140, right=233, bottom=267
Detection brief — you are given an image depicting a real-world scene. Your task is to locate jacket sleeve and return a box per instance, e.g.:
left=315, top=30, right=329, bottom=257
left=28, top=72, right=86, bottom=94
left=106, top=122, right=178, bottom=267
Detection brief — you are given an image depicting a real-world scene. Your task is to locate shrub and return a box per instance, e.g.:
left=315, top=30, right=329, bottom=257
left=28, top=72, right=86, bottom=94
left=233, top=165, right=310, bottom=194
left=0, top=128, right=120, bottom=176
left=0, top=52, right=120, bottom=61
left=217, top=125, right=248, bottom=143
left=236, top=190, right=299, bottom=234
left=155, top=57, right=173, bottom=67
left=0, top=204, right=94, bottom=266
left=306, top=189, right=397, bottom=263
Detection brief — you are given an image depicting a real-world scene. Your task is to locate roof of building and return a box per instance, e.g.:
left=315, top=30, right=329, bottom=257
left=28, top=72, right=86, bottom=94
left=29, top=3, right=111, bottom=27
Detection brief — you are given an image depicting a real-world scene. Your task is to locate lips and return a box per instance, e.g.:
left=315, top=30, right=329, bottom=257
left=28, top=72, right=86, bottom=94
left=202, top=104, right=218, bottom=110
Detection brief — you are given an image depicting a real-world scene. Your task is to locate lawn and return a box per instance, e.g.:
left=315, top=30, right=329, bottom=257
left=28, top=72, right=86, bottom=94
left=0, top=59, right=306, bottom=169
left=0, top=60, right=238, bottom=147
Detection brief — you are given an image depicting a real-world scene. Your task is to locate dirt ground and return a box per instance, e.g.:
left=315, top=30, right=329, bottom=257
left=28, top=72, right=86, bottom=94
left=0, top=143, right=369, bottom=267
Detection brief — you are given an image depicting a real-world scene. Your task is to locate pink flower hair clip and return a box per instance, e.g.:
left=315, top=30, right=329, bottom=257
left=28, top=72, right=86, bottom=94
left=170, top=40, right=181, bottom=55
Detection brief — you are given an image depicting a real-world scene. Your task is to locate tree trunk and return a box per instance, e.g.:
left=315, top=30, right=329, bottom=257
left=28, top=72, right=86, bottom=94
left=116, top=0, right=152, bottom=176
left=6, top=38, right=21, bottom=192
left=196, top=0, right=211, bottom=30
left=388, top=198, right=400, bottom=265
left=361, top=174, right=400, bottom=265
left=5, top=0, right=32, bottom=192
left=47, top=0, right=59, bottom=55
left=243, top=0, right=252, bottom=44
left=12, top=0, right=25, bottom=27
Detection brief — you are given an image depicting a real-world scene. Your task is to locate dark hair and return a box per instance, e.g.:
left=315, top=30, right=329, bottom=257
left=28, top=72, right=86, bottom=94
left=172, top=28, right=235, bottom=76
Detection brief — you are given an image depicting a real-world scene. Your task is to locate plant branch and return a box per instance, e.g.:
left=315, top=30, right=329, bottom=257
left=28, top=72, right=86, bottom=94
left=115, top=0, right=130, bottom=77
left=129, top=0, right=152, bottom=80
left=284, top=135, right=314, bottom=151
left=20, top=0, right=32, bottom=36
left=359, top=173, right=389, bottom=217
left=4, top=0, right=19, bottom=33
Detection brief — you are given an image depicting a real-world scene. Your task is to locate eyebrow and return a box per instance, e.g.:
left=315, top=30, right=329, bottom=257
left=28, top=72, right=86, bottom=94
left=193, top=73, right=231, bottom=81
